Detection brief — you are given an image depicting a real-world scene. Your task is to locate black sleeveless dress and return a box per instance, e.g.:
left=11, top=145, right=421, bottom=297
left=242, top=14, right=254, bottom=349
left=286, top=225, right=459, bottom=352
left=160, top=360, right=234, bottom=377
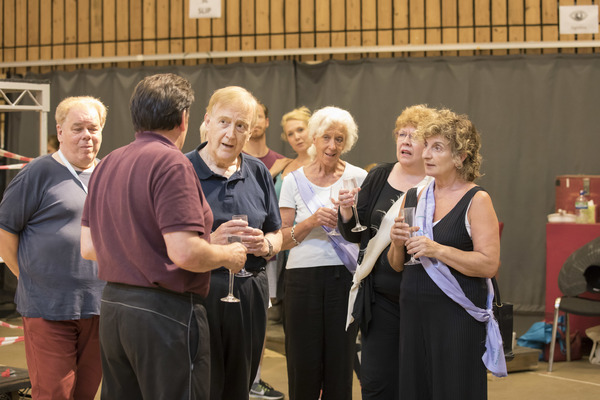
left=399, top=186, right=488, bottom=400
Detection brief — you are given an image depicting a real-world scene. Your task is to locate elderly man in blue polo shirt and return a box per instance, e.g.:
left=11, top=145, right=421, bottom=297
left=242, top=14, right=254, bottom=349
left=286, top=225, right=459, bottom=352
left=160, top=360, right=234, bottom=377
left=186, top=86, right=282, bottom=400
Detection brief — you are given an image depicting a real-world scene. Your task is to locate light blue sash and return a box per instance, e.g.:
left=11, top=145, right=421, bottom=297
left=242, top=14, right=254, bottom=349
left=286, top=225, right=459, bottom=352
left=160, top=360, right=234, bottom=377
left=291, top=170, right=358, bottom=273
left=416, top=181, right=507, bottom=377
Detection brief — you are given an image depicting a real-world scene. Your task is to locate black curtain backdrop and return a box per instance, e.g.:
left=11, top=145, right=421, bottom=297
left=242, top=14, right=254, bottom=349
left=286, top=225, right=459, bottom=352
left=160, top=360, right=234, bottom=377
left=8, top=54, right=600, bottom=312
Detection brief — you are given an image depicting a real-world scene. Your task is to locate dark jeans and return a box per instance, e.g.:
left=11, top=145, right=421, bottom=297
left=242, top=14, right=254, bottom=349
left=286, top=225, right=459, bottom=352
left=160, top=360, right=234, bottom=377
left=284, top=265, right=358, bottom=400
left=99, top=283, right=210, bottom=400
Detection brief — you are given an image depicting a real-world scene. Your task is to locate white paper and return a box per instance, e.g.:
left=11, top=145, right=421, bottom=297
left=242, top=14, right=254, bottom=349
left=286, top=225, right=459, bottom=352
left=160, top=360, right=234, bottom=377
left=559, top=5, right=599, bottom=35
left=189, top=0, right=221, bottom=19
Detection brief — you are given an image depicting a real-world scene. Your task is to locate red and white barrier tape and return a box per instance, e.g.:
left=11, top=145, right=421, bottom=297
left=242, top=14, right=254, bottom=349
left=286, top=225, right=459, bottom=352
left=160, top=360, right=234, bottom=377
left=0, top=149, right=34, bottom=162
left=0, top=321, right=25, bottom=346
left=0, top=321, right=23, bottom=330
left=0, top=163, right=27, bottom=170
left=0, top=336, right=24, bottom=346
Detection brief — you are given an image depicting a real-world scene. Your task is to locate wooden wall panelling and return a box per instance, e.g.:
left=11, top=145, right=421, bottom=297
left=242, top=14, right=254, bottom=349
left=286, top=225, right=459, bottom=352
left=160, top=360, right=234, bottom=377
left=491, top=0, right=509, bottom=56
left=541, top=0, right=558, bottom=54
left=191, top=10, right=209, bottom=65
left=64, top=0, right=77, bottom=71
left=410, top=0, right=426, bottom=57
left=101, top=0, right=116, bottom=68
left=240, top=0, right=255, bottom=63
left=315, top=0, right=331, bottom=61
left=155, top=0, right=171, bottom=66
left=507, top=0, right=525, bottom=54
left=90, top=0, right=105, bottom=69
left=226, top=0, right=242, bottom=63
left=270, top=0, right=285, bottom=61
left=77, top=0, right=90, bottom=65
left=209, top=1, right=225, bottom=64
left=169, top=0, right=183, bottom=65
left=457, top=0, right=474, bottom=56
left=52, top=0, right=65, bottom=67
left=525, top=0, right=542, bottom=55
left=284, top=0, right=300, bottom=53
left=346, top=0, right=362, bottom=60
left=255, top=0, right=271, bottom=63
left=129, top=0, right=144, bottom=68
left=142, top=0, right=157, bottom=66
left=475, top=0, right=492, bottom=56
left=425, top=0, right=442, bottom=56
left=330, top=0, right=346, bottom=60
left=361, top=0, right=377, bottom=50
left=115, top=0, right=130, bottom=68
left=2, top=0, right=16, bottom=73
left=15, top=0, right=28, bottom=73
left=393, top=0, right=410, bottom=57
left=299, top=0, right=315, bottom=62
left=558, top=0, right=576, bottom=54
left=377, top=0, right=394, bottom=58
left=575, top=0, right=595, bottom=54
left=441, top=0, right=459, bottom=57
left=27, top=0, right=40, bottom=69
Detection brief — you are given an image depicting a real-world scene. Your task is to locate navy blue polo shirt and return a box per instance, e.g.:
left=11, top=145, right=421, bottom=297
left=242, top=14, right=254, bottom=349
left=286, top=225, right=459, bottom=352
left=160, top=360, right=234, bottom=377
left=186, top=143, right=282, bottom=273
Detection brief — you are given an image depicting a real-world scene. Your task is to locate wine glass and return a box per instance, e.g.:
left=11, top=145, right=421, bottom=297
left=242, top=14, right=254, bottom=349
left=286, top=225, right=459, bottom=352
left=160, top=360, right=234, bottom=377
left=232, top=214, right=253, bottom=278
left=400, top=207, right=420, bottom=265
left=327, top=186, right=341, bottom=236
left=221, top=234, right=241, bottom=303
left=342, top=178, right=367, bottom=232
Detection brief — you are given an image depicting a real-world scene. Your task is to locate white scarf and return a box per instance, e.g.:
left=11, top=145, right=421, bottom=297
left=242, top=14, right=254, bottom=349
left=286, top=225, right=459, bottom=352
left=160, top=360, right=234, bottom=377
left=345, top=176, right=432, bottom=329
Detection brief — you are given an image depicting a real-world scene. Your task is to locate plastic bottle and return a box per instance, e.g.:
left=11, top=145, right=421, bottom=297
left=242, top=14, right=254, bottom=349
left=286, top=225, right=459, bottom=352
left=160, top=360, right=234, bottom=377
left=587, top=200, right=596, bottom=224
left=575, top=190, right=589, bottom=223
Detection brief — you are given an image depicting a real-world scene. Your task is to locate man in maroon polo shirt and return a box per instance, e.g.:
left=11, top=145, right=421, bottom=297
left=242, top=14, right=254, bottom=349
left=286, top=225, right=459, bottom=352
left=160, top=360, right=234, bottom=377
left=81, top=73, right=247, bottom=399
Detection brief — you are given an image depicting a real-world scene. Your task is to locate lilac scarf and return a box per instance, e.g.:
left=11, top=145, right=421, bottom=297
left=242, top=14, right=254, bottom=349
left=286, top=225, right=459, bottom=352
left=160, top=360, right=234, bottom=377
left=416, top=181, right=507, bottom=377
left=291, top=170, right=358, bottom=273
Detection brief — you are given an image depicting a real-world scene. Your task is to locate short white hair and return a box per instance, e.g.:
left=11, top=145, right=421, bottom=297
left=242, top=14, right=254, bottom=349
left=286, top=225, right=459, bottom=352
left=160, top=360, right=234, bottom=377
left=307, top=106, right=358, bottom=158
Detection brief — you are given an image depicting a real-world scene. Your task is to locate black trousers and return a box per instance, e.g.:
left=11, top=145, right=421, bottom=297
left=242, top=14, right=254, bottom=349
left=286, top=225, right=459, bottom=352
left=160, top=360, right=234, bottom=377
left=99, top=282, right=210, bottom=400
left=204, top=269, right=268, bottom=400
left=360, top=291, right=400, bottom=400
left=283, top=266, right=358, bottom=400
left=399, top=266, right=487, bottom=400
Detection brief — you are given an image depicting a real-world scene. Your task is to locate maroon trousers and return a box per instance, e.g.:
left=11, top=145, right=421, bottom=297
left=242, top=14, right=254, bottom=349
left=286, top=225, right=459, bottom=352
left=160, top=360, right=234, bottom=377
left=22, top=316, right=101, bottom=400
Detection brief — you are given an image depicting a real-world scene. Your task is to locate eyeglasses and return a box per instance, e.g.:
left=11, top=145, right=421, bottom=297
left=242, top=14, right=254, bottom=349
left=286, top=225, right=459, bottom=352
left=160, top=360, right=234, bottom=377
left=396, top=130, right=416, bottom=142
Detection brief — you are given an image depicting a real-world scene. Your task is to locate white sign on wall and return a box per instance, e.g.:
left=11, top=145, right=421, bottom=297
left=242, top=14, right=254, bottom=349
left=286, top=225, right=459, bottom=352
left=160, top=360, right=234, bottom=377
left=189, top=0, right=221, bottom=19
left=559, top=5, right=599, bottom=35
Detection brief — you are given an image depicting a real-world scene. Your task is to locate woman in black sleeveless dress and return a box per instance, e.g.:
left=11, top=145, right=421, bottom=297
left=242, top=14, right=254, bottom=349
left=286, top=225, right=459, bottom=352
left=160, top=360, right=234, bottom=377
left=388, top=109, right=501, bottom=400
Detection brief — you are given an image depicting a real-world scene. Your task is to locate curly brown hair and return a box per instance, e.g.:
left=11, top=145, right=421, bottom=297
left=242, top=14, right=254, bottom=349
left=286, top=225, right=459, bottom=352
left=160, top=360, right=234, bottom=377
left=418, top=108, right=482, bottom=182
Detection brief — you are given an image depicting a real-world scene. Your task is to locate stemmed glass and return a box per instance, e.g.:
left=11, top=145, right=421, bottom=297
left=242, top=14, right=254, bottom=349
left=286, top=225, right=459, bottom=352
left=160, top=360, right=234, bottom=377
left=343, top=178, right=367, bottom=232
left=232, top=214, right=253, bottom=278
left=327, top=186, right=341, bottom=236
left=400, top=207, right=420, bottom=265
left=221, top=234, right=242, bottom=303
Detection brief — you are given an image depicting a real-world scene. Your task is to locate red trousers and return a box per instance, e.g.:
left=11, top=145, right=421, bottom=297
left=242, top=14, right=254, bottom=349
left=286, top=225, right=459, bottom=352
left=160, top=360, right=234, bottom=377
left=22, top=316, right=102, bottom=400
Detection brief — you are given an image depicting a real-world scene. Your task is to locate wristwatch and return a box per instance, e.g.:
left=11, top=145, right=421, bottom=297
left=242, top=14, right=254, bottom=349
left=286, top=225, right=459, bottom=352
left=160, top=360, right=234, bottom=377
left=264, top=238, right=274, bottom=259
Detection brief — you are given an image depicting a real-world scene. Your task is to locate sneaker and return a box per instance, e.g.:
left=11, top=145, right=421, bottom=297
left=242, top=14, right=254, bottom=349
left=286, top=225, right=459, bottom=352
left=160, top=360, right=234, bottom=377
left=250, top=379, right=284, bottom=399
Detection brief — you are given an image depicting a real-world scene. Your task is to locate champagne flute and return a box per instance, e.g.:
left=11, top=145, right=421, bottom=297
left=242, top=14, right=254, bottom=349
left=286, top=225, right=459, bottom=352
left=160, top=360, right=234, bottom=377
left=232, top=214, right=253, bottom=278
left=400, top=207, right=420, bottom=265
left=327, top=186, right=341, bottom=236
left=221, top=234, right=241, bottom=303
left=343, top=178, right=367, bottom=232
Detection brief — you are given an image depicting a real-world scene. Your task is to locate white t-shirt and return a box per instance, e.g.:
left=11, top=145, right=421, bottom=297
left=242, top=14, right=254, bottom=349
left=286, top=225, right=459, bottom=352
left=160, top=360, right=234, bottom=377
left=279, top=162, right=367, bottom=269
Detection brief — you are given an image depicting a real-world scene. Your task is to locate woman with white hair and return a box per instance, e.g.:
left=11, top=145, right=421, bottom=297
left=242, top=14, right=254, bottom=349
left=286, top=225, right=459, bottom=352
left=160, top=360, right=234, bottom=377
left=279, top=106, right=367, bottom=400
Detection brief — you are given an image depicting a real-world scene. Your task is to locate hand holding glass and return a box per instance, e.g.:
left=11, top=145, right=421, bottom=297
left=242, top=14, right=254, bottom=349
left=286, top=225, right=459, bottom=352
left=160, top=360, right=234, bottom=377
left=400, top=207, right=420, bottom=265
left=343, top=178, right=367, bottom=232
left=327, top=186, right=341, bottom=236
left=232, top=215, right=253, bottom=278
left=221, top=234, right=242, bottom=303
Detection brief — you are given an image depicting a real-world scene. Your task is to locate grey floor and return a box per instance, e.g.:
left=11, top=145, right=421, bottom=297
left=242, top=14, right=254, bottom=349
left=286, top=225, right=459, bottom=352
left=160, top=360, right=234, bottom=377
left=0, top=314, right=599, bottom=399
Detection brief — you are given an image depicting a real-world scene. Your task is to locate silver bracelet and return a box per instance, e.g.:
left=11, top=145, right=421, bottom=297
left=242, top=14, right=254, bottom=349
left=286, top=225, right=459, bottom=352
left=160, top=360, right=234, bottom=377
left=290, top=225, right=300, bottom=246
